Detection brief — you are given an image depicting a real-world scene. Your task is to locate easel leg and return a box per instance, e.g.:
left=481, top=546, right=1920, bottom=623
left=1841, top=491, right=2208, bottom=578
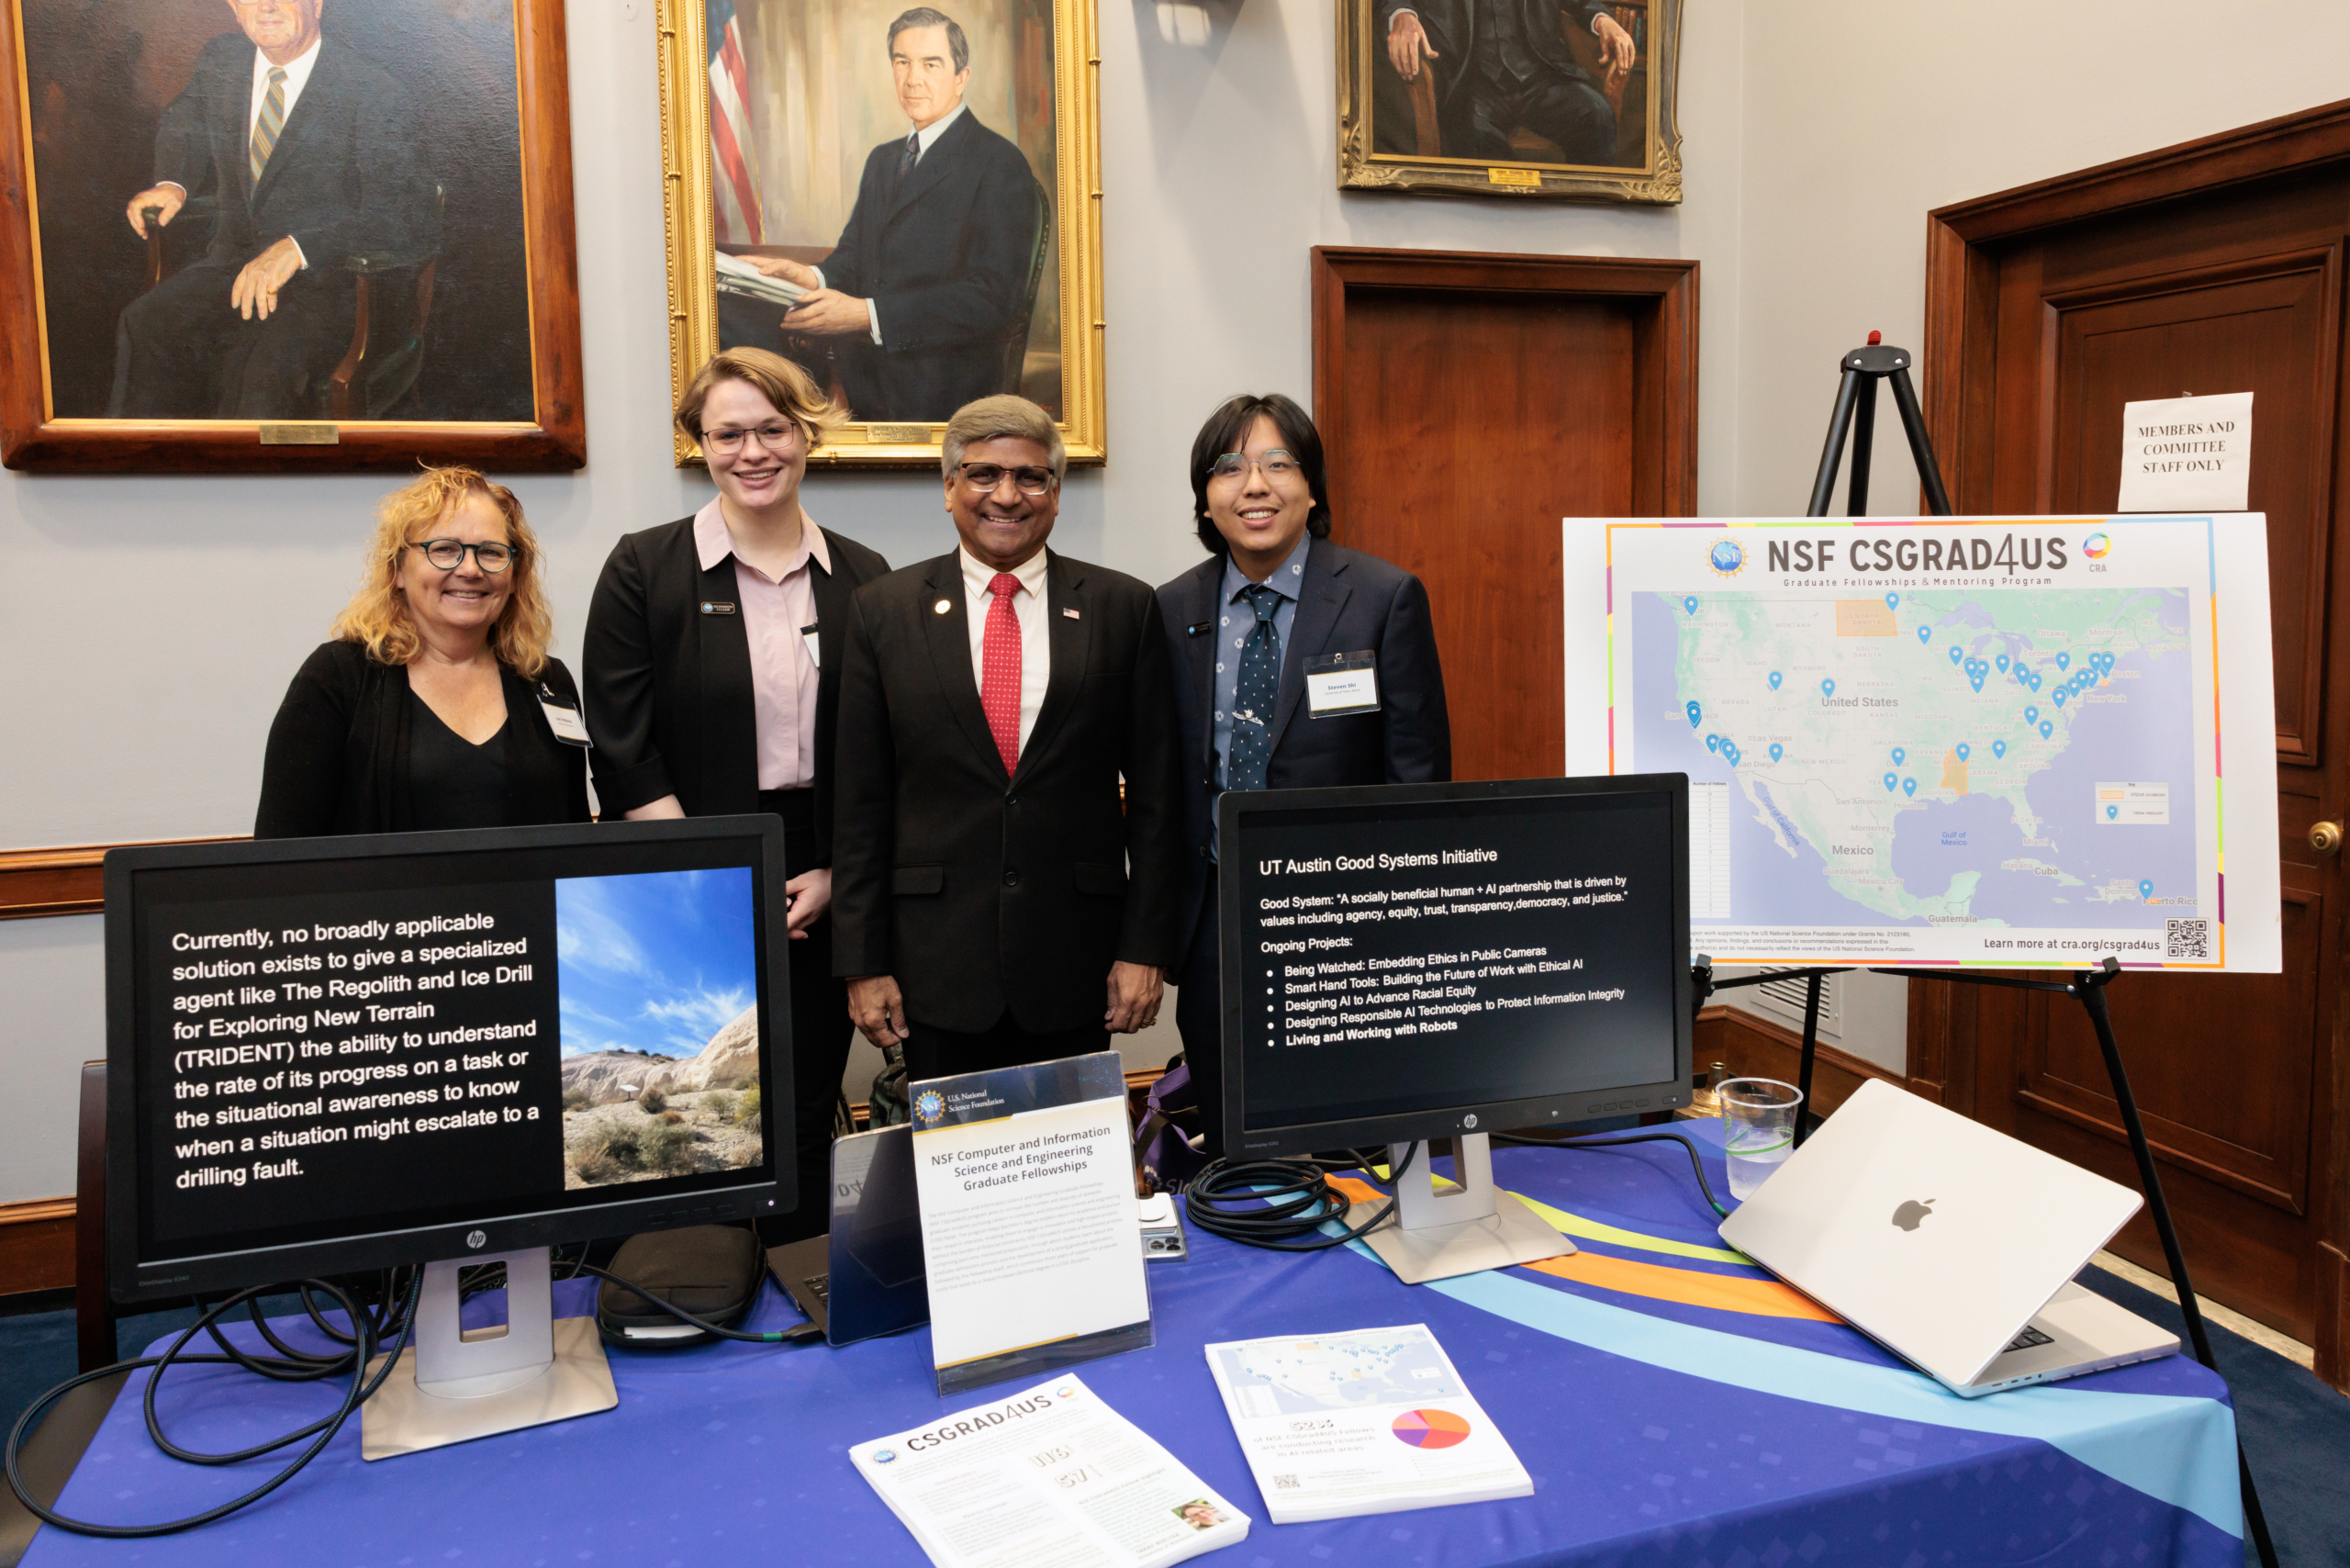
left=2075, top=972, right=2278, bottom=1568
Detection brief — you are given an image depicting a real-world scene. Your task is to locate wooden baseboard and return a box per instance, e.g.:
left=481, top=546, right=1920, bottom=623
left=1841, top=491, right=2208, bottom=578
left=2318, top=1239, right=2349, bottom=1394
left=1695, top=1003, right=1905, bottom=1116
left=0, top=1197, right=75, bottom=1297
left=0, top=837, right=246, bottom=921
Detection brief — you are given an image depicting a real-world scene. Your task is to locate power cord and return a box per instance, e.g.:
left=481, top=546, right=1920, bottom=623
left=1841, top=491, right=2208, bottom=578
left=1181, top=1142, right=1421, bottom=1251
left=576, top=1262, right=823, bottom=1345
left=1493, top=1129, right=1732, bottom=1216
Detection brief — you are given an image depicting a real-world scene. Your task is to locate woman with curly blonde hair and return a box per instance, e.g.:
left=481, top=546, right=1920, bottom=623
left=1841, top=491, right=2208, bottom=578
left=256, top=466, right=591, bottom=837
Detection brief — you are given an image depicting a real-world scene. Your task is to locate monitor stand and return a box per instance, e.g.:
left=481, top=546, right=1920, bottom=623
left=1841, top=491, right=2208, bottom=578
left=1352, top=1135, right=1576, bottom=1285
left=361, top=1247, right=618, bottom=1460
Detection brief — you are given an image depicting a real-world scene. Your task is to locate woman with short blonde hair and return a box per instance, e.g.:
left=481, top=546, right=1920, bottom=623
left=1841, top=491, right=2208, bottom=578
left=256, top=465, right=591, bottom=837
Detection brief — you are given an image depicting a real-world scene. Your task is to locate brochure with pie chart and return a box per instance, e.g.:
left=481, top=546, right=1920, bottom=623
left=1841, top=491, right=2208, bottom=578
left=1203, top=1323, right=1532, bottom=1524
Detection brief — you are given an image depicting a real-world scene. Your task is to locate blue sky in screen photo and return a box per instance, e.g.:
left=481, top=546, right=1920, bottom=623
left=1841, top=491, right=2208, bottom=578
left=553, top=868, right=758, bottom=1059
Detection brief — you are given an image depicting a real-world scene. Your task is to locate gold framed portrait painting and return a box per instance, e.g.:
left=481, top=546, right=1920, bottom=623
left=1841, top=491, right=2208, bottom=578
left=0, top=0, right=585, bottom=472
left=1337, top=0, right=1683, bottom=203
left=657, top=0, right=1104, bottom=467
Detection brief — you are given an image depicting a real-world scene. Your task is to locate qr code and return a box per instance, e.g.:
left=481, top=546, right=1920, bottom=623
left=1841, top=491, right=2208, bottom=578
left=1272, top=1475, right=1301, bottom=1490
left=2166, top=920, right=2210, bottom=959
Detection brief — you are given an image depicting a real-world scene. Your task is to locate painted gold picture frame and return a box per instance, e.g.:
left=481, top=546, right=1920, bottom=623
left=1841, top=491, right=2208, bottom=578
left=1337, top=0, right=1682, bottom=204
left=655, top=0, right=1105, bottom=468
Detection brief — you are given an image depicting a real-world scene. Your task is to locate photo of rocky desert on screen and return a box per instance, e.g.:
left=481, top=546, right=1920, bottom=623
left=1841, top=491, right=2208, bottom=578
left=553, top=868, right=766, bottom=1189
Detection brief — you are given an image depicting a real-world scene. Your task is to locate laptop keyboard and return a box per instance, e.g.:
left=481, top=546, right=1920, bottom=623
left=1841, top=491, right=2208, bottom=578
left=805, top=1273, right=829, bottom=1305
left=2002, top=1325, right=2053, bottom=1354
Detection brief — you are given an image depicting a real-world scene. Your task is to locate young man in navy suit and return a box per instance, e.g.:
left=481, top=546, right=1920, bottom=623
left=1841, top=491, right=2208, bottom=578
left=1157, top=394, right=1452, bottom=1154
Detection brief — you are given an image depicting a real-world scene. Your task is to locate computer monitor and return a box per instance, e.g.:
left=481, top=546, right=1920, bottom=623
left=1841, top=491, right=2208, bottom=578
left=105, top=817, right=793, bottom=1453
left=1216, top=775, right=1691, bottom=1282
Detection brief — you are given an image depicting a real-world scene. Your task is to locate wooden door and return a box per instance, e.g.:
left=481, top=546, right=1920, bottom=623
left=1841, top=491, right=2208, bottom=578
left=1313, top=248, right=1697, bottom=781
left=1918, top=103, right=2350, bottom=1385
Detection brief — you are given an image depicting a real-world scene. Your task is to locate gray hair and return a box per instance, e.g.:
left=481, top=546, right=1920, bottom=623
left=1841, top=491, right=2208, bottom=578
left=887, top=7, right=969, bottom=73
left=941, top=395, right=1065, bottom=480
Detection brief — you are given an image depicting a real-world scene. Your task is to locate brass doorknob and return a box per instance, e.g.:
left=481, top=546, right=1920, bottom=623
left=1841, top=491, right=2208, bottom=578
left=2312, top=822, right=2344, bottom=856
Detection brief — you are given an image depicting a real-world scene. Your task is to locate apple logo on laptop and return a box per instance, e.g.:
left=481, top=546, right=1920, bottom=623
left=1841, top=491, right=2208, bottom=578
left=1890, top=1198, right=1936, bottom=1232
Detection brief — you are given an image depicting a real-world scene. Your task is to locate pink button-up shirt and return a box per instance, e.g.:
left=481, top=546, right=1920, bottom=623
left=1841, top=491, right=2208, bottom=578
left=693, top=500, right=829, bottom=791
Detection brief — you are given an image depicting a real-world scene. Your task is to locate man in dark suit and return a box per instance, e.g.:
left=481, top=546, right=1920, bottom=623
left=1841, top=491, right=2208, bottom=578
left=1158, top=395, right=1450, bottom=1153
left=831, top=395, right=1183, bottom=1083
left=733, top=7, right=1038, bottom=423
left=1378, top=0, right=1635, bottom=165
left=109, top=0, right=428, bottom=418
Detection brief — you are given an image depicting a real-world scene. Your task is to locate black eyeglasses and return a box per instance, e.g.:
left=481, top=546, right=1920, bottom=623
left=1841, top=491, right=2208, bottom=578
left=957, top=462, right=1057, bottom=495
left=408, top=538, right=515, bottom=573
left=1207, top=449, right=1302, bottom=485
left=701, top=422, right=800, bottom=454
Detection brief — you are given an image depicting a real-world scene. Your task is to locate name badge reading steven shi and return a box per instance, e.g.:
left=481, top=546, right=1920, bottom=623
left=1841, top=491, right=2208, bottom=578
left=538, top=687, right=593, bottom=747
left=1304, top=651, right=1380, bottom=718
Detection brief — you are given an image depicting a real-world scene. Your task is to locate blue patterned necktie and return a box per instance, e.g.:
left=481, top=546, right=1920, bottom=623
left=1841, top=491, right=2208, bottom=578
left=1225, top=584, right=1282, bottom=792
left=897, top=130, right=920, bottom=181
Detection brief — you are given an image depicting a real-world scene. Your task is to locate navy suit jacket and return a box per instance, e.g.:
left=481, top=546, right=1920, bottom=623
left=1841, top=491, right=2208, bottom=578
left=151, top=33, right=429, bottom=271
left=1157, top=536, right=1452, bottom=946
left=818, top=109, right=1040, bottom=422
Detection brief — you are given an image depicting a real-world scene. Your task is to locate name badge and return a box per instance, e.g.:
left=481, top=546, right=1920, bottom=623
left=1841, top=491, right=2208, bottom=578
left=1304, top=651, right=1381, bottom=718
left=699, top=600, right=737, bottom=616
left=538, top=687, right=593, bottom=747
left=801, top=622, right=822, bottom=669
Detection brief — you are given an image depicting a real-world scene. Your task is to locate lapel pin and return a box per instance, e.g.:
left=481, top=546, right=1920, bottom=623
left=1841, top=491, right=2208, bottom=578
left=1063, top=608, right=1081, bottom=620
left=699, top=600, right=737, bottom=615
left=934, top=599, right=953, bottom=615
left=1186, top=621, right=1213, bottom=635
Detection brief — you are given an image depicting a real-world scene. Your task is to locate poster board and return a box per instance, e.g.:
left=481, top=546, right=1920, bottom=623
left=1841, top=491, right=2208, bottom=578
left=1561, top=515, right=2280, bottom=972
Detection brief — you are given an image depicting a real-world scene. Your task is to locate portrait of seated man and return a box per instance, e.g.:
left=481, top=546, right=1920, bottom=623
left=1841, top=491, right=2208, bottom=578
left=1373, top=0, right=1638, bottom=166
left=108, top=0, right=431, bottom=420
left=722, top=6, right=1042, bottom=426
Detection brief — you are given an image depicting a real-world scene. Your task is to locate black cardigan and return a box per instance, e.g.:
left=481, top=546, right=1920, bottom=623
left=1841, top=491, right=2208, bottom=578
left=253, top=640, right=593, bottom=838
left=581, top=517, right=891, bottom=861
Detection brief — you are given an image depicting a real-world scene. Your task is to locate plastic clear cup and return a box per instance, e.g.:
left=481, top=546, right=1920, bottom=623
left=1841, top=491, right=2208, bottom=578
left=1718, top=1078, right=1803, bottom=1200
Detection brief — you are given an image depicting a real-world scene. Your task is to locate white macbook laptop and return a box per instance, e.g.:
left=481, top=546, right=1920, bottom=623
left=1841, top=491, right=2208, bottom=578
left=1718, top=1080, right=2179, bottom=1396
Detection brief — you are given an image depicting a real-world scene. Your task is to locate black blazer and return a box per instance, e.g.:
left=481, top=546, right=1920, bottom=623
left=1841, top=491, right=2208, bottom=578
left=581, top=518, right=891, bottom=858
left=1158, top=537, right=1451, bottom=944
left=152, top=34, right=431, bottom=271
left=830, top=550, right=1185, bottom=1033
left=818, top=109, right=1039, bottom=422
left=254, top=640, right=590, bottom=838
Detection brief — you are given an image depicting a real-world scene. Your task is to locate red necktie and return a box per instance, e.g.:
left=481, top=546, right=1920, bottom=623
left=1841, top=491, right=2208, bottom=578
left=981, top=572, right=1024, bottom=775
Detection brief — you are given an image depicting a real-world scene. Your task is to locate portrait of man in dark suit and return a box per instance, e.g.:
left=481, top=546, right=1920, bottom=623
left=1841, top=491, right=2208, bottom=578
left=1374, top=0, right=1637, bottom=165
left=714, top=2, right=1055, bottom=426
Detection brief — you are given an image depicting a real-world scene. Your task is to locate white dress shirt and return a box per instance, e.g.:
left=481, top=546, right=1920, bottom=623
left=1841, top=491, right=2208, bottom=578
left=959, top=543, right=1050, bottom=760
left=813, top=101, right=966, bottom=347
left=159, top=38, right=325, bottom=268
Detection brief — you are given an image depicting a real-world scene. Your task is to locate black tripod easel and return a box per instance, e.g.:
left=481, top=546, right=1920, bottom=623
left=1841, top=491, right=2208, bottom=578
left=1694, top=336, right=2278, bottom=1567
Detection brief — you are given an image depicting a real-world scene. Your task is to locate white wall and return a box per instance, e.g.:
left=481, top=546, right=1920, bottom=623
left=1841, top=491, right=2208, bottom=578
left=0, top=0, right=1746, bottom=1203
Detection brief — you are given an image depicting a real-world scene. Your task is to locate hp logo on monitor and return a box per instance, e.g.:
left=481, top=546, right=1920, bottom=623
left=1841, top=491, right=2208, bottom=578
left=1462, top=1114, right=1479, bottom=1130
left=464, top=1229, right=487, bottom=1249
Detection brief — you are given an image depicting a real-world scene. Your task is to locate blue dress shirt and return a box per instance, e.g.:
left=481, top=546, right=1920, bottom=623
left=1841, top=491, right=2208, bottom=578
left=1209, top=533, right=1313, bottom=848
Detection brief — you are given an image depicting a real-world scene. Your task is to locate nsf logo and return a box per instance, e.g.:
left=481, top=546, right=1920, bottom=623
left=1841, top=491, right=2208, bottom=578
left=870, top=1448, right=898, bottom=1464
left=1707, top=538, right=1746, bottom=577
left=913, top=1089, right=946, bottom=1126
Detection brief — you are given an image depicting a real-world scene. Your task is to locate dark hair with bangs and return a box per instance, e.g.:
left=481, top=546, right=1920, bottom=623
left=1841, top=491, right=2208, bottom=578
left=1188, top=393, right=1331, bottom=557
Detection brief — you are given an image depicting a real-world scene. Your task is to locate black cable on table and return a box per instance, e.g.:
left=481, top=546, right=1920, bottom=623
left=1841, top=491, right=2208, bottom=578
left=1181, top=1141, right=1421, bottom=1251
left=573, top=1262, right=823, bottom=1345
left=1492, top=1129, right=1732, bottom=1216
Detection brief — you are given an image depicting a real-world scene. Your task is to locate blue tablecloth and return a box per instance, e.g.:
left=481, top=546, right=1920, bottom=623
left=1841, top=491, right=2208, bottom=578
left=26, top=1130, right=2243, bottom=1566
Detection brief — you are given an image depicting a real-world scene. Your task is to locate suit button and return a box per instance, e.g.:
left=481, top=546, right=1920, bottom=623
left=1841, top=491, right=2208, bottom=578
left=1198, top=846, right=1210, bottom=858
left=1003, top=869, right=1021, bottom=888
left=1006, top=795, right=1019, bottom=808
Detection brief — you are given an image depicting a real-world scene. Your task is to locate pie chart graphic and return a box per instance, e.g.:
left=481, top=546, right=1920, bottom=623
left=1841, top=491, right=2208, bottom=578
left=1391, top=1409, right=1472, bottom=1450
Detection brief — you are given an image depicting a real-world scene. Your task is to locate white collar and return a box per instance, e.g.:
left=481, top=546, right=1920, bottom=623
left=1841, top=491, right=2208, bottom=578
left=960, top=542, right=1049, bottom=599
left=252, top=35, right=324, bottom=95
left=911, top=100, right=968, bottom=158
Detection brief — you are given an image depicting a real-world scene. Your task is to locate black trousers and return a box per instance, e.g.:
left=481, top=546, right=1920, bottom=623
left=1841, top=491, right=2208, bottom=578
left=763, top=788, right=854, bottom=1246
left=902, top=1013, right=1110, bottom=1087
left=108, top=259, right=354, bottom=418
left=1464, top=75, right=1617, bottom=164
left=1173, top=889, right=1228, bottom=1157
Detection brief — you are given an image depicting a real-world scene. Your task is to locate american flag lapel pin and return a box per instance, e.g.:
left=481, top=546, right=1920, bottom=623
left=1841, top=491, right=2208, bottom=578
left=1063, top=607, right=1081, bottom=619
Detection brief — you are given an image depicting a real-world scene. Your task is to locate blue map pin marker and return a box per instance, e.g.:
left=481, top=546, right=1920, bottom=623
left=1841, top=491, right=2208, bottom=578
left=1768, top=670, right=1783, bottom=690
left=2025, top=706, right=2038, bottom=723
left=1706, top=734, right=1719, bottom=752
left=2030, top=672, right=2042, bottom=691
left=1883, top=773, right=1898, bottom=792
left=1886, top=592, right=1898, bottom=610
left=2108, top=805, right=2120, bottom=821
left=1891, top=747, right=1906, bottom=765
left=2040, top=721, right=2053, bottom=738
left=1918, top=626, right=1931, bottom=644
left=1902, top=778, right=1917, bottom=797
left=2140, top=879, right=2154, bottom=900
left=1687, top=700, right=1702, bottom=729
left=1956, top=743, right=1971, bottom=761
left=1996, top=655, right=2009, bottom=672
left=1769, top=743, right=1784, bottom=762
left=1949, top=646, right=1963, bottom=666
left=1969, top=676, right=1986, bottom=693
left=1992, top=739, right=2006, bottom=758
left=2055, top=652, right=2070, bottom=669
left=1727, top=745, right=1741, bottom=765
left=2053, top=689, right=2068, bottom=709
left=1684, top=596, right=1699, bottom=615
left=1821, top=678, right=1836, bottom=697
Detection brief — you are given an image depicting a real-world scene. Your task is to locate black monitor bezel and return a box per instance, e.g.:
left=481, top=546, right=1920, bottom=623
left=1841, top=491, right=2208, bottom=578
left=1216, top=775, right=1693, bottom=1159
left=105, top=817, right=794, bottom=1304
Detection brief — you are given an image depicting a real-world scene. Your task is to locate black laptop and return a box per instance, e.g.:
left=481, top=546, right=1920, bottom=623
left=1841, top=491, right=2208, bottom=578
left=764, top=1123, right=929, bottom=1346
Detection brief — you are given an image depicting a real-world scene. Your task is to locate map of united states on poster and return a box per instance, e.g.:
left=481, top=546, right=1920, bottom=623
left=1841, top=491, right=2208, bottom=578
left=1562, top=516, right=2281, bottom=972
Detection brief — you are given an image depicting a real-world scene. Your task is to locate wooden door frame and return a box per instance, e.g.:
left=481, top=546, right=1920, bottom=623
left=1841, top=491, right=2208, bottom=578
left=1310, top=247, right=1700, bottom=521
left=1915, top=96, right=2350, bottom=1386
